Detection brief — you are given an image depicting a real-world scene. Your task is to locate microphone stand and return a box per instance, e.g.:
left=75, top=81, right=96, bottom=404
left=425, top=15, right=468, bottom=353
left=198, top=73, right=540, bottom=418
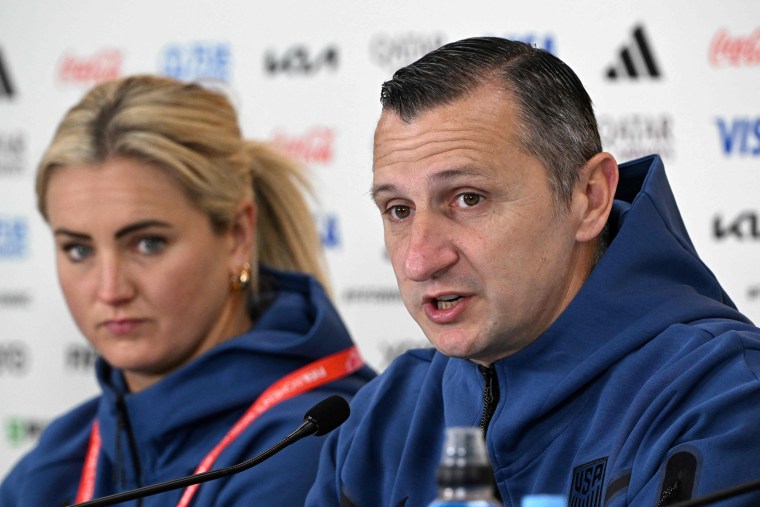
left=669, top=477, right=760, bottom=507
left=69, top=419, right=316, bottom=507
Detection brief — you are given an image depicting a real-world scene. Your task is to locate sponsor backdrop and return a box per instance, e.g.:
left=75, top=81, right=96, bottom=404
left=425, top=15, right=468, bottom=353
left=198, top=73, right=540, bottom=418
left=0, top=0, right=759, bottom=477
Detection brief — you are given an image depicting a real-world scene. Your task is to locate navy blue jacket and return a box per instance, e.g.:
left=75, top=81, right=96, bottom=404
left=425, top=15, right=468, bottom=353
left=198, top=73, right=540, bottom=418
left=306, top=155, right=760, bottom=507
left=0, top=268, right=375, bottom=506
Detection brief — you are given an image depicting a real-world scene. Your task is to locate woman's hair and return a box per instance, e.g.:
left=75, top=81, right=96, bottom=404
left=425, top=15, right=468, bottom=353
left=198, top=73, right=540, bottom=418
left=36, top=74, right=329, bottom=293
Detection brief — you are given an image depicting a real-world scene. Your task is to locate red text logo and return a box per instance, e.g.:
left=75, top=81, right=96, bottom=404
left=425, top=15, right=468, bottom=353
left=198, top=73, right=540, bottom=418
left=58, top=48, right=123, bottom=85
left=709, top=28, right=760, bottom=67
left=270, top=126, right=335, bottom=165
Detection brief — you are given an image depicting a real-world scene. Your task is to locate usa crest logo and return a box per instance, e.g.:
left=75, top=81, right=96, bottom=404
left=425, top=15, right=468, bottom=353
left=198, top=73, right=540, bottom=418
left=569, top=457, right=607, bottom=507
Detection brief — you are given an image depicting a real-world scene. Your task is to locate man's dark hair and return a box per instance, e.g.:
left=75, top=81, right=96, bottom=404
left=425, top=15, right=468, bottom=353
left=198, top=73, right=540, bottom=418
left=380, top=37, right=602, bottom=213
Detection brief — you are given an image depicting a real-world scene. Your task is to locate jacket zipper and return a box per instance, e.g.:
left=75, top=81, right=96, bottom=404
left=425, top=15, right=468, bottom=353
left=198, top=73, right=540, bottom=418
left=478, top=365, right=502, bottom=503
left=656, top=481, right=681, bottom=507
left=115, top=395, right=144, bottom=507
left=478, top=365, right=499, bottom=434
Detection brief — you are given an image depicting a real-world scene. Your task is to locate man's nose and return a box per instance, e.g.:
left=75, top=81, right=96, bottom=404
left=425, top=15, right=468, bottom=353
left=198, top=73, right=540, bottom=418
left=402, top=212, right=458, bottom=282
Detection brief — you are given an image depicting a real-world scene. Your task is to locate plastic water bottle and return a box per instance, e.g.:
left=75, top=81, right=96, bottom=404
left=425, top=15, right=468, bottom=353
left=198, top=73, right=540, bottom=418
left=427, top=426, right=503, bottom=507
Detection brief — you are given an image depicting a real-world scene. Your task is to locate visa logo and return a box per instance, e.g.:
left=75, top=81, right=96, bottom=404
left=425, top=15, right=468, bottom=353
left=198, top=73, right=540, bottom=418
left=716, top=117, right=760, bottom=156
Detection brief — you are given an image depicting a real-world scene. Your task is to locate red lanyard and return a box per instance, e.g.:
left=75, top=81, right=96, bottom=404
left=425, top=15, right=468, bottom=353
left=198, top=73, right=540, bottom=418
left=75, top=345, right=364, bottom=505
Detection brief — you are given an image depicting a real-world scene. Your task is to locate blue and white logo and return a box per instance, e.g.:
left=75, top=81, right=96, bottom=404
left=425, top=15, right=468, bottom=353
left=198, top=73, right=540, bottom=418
left=0, top=216, right=28, bottom=259
left=486, top=33, right=557, bottom=55
left=316, top=212, right=341, bottom=249
left=716, top=117, right=760, bottom=156
left=160, top=42, right=232, bottom=82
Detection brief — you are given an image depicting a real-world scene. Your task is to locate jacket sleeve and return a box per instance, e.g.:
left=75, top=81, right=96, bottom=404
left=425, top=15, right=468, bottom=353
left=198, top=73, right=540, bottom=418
left=607, top=329, right=760, bottom=506
left=305, top=430, right=343, bottom=506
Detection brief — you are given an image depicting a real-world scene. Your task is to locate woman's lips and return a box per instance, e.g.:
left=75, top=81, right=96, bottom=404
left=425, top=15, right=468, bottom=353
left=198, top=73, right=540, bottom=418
left=103, top=319, right=145, bottom=335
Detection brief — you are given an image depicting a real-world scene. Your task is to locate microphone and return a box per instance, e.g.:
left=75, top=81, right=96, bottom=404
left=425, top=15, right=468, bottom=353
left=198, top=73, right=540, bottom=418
left=70, top=395, right=350, bottom=507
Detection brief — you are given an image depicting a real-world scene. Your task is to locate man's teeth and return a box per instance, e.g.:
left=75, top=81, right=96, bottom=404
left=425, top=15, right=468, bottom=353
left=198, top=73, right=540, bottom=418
left=436, top=296, right=462, bottom=310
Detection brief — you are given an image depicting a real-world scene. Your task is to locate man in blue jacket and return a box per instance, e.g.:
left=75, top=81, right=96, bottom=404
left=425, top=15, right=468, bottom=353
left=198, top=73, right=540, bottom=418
left=307, top=37, right=760, bottom=506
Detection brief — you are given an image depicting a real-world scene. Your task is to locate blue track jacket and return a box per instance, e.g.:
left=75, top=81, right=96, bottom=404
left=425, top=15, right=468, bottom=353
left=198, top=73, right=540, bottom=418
left=306, top=155, right=760, bottom=507
left=0, top=268, right=375, bottom=506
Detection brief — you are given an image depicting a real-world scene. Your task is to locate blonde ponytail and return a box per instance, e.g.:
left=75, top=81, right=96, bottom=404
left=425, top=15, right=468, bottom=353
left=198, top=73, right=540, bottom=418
left=246, top=141, right=330, bottom=293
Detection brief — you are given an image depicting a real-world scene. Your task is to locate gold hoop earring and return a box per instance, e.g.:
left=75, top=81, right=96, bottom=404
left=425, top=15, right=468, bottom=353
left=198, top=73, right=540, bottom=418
left=231, top=263, right=252, bottom=291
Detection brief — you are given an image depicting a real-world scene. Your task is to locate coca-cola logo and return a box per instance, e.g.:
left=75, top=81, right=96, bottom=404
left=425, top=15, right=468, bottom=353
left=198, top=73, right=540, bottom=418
left=270, top=126, right=335, bottom=165
left=57, top=48, right=123, bottom=85
left=709, top=28, right=760, bottom=67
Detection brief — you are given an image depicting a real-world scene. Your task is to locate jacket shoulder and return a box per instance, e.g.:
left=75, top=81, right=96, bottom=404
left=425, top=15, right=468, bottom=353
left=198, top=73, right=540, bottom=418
left=0, top=396, right=99, bottom=505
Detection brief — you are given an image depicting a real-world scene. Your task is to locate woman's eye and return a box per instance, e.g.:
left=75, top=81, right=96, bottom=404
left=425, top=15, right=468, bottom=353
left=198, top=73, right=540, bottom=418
left=456, top=193, right=483, bottom=207
left=389, top=205, right=411, bottom=220
left=63, top=244, right=92, bottom=262
left=137, top=237, right=166, bottom=255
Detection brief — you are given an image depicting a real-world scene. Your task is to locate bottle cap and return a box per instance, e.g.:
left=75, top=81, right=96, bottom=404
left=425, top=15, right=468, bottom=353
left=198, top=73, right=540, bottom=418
left=520, top=494, right=567, bottom=507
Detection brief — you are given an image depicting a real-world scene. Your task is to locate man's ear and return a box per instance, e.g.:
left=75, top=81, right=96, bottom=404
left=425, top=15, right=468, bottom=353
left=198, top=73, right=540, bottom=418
left=575, top=152, right=619, bottom=243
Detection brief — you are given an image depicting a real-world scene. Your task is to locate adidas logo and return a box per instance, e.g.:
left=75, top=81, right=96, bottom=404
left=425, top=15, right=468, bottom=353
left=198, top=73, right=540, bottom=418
left=605, top=25, right=662, bottom=80
left=0, top=49, right=15, bottom=98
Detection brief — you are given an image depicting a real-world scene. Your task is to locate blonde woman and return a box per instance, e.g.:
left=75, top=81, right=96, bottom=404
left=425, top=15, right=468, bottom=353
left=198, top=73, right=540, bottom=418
left=0, top=75, right=374, bottom=506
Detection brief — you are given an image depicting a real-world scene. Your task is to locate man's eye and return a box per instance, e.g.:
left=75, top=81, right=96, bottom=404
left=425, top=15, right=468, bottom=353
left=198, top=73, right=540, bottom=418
left=389, top=205, right=412, bottom=220
left=137, top=237, right=166, bottom=255
left=63, top=244, right=92, bottom=262
left=456, top=193, right=484, bottom=207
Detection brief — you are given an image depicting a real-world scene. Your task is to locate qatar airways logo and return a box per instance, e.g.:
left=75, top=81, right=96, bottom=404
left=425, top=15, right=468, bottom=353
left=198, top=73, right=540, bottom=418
left=270, top=126, right=335, bottom=165
left=57, top=48, right=123, bottom=86
left=0, top=131, right=26, bottom=176
left=598, top=113, right=674, bottom=161
left=0, top=290, right=31, bottom=309
left=709, top=27, right=760, bottom=67
left=369, top=32, right=448, bottom=71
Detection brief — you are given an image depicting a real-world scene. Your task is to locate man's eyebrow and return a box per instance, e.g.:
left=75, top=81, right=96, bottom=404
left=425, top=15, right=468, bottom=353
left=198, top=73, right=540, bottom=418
left=369, top=183, right=398, bottom=203
left=53, top=220, right=171, bottom=240
left=370, top=167, right=486, bottom=203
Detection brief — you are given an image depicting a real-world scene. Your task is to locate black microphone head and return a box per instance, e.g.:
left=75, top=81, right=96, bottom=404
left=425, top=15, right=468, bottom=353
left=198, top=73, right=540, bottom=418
left=304, top=395, right=350, bottom=436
